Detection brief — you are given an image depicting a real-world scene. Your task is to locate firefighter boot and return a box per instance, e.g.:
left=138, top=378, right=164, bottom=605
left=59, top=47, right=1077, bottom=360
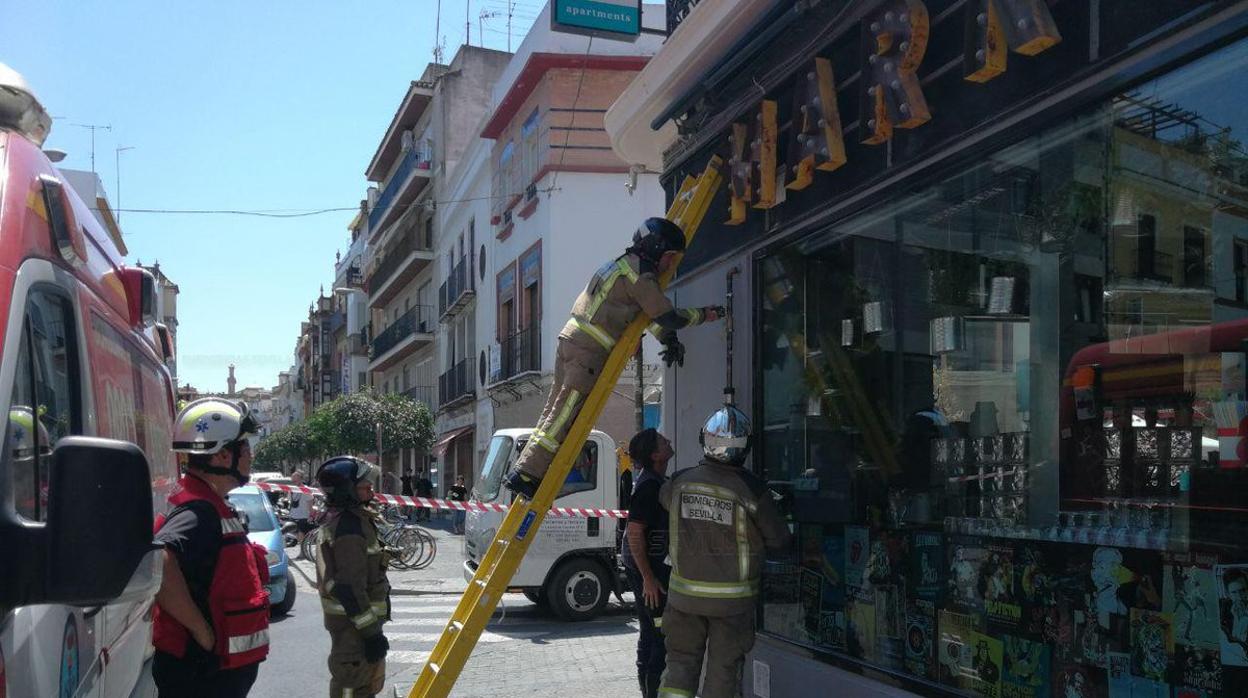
left=643, top=671, right=662, bottom=698
left=503, top=468, right=540, bottom=499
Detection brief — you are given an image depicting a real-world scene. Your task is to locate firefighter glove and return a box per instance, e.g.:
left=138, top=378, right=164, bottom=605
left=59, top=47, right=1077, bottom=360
left=363, top=633, right=389, bottom=662
left=660, top=334, right=685, bottom=367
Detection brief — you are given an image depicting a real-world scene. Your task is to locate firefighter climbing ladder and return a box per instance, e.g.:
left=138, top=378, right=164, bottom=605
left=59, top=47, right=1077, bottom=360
left=406, top=156, right=724, bottom=698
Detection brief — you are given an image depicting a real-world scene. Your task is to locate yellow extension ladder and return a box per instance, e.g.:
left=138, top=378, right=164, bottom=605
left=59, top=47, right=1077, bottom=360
left=406, top=156, right=724, bottom=698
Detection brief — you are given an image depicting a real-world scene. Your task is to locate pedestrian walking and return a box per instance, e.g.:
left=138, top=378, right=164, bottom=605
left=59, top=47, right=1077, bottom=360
left=288, top=470, right=314, bottom=559
left=657, top=405, right=792, bottom=698
left=414, top=467, right=434, bottom=521
left=447, top=475, right=468, bottom=534
left=400, top=468, right=415, bottom=522
left=315, top=456, right=391, bottom=698
left=504, top=217, right=724, bottom=498
left=620, top=429, right=674, bottom=698
left=151, top=398, right=269, bottom=698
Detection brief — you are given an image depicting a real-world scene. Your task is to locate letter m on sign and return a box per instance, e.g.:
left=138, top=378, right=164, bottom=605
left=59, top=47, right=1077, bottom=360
left=964, top=0, right=1062, bottom=83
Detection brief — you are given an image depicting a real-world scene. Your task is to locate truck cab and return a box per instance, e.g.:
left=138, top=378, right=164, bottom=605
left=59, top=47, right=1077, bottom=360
left=464, top=428, right=624, bottom=621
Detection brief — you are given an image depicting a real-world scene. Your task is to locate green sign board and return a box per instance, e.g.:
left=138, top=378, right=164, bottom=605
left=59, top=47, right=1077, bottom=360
left=551, top=0, right=642, bottom=41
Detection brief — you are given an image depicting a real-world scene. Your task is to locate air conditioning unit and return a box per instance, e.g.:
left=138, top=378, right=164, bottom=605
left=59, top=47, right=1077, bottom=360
left=401, top=129, right=414, bottom=152
left=366, top=186, right=380, bottom=208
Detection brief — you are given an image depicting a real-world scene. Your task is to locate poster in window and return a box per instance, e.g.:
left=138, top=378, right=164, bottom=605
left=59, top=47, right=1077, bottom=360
left=800, top=566, right=824, bottom=644
left=1053, top=662, right=1106, bottom=698
left=1128, top=609, right=1173, bottom=683
left=1164, top=551, right=1219, bottom=651
left=904, top=599, right=935, bottom=679
left=846, top=594, right=877, bottom=662
left=1172, top=645, right=1222, bottom=695
left=1108, top=651, right=1168, bottom=697
left=1001, top=634, right=1050, bottom=698
left=983, top=542, right=1021, bottom=632
left=1215, top=564, right=1248, bottom=667
left=948, top=536, right=989, bottom=615
left=967, top=631, right=1003, bottom=698
left=937, top=609, right=980, bottom=689
left=907, top=530, right=943, bottom=603
left=819, top=609, right=847, bottom=652
left=1018, top=543, right=1058, bottom=639
left=875, top=583, right=904, bottom=669
left=845, top=525, right=870, bottom=594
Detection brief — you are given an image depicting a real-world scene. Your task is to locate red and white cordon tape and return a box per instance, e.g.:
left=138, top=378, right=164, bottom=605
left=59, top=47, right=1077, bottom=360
left=256, top=481, right=628, bottom=519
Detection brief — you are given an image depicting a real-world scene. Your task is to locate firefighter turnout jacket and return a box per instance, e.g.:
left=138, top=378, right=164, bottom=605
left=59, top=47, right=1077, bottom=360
left=561, top=252, right=717, bottom=357
left=659, top=459, right=792, bottom=615
left=316, top=507, right=391, bottom=639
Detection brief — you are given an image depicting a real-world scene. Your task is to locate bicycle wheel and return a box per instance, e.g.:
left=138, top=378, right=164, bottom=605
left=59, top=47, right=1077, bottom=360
left=408, top=527, right=437, bottom=570
left=383, top=527, right=413, bottom=570
left=301, top=527, right=320, bottom=564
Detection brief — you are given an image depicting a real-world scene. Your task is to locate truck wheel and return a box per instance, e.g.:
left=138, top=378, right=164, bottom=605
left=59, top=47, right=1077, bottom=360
left=546, top=558, right=610, bottom=622
left=271, top=575, right=296, bottom=616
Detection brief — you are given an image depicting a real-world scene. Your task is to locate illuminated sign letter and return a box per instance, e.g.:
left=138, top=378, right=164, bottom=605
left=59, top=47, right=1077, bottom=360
left=751, top=100, right=778, bottom=210
left=964, top=0, right=1062, bottom=82
left=725, top=100, right=778, bottom=224
left=859, top=0, right=931, bottom=145
left=787, top=58, right=846, bottom=191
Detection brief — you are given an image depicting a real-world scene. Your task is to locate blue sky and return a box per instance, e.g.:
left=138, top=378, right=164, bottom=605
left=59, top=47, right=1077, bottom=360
left=5, top=1, right=538, bottom=392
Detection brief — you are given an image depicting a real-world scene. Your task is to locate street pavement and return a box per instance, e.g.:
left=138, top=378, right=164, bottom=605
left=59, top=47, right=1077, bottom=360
left=252, top=515, right=642, bottom=698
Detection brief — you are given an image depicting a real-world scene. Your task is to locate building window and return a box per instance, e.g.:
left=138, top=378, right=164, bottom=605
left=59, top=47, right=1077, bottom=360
left=522, top=108, right=540, bottom=186
left=756, top=39, right=1248, bottom=692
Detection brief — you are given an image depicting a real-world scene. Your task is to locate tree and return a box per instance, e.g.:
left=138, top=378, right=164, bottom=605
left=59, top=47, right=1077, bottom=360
left=254, top=390, right=435, bottom=471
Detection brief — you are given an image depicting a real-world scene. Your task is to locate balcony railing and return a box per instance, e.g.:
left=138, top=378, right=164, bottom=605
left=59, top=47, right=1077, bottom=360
left=494, top=326, right=540, bottom=383
left=368, top=141, right=433, bottom=232
left=438, top=256, right=475, bottom=319
left=366, top=228, right=431, bottom=294
left=401, top=385, right=436, bottom=412
left=439, top=359, right=474, bottom=407
left=370, top=305, right=433, bottom=360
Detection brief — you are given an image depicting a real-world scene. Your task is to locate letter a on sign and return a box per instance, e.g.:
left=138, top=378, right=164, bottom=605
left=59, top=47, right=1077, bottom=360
left=964, top=0, right=1062, bottom=82
left=787, top=58, right=846, bottom=192
left=859, top=0, right=932, bottom=145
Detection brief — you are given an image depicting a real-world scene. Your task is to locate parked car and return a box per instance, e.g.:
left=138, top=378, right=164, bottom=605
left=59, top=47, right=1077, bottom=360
left=228, top=485, right=297, bottom=616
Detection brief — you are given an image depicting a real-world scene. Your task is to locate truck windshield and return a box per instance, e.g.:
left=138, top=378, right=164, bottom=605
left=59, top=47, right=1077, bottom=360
left=476, top=435, right=514, bottom=502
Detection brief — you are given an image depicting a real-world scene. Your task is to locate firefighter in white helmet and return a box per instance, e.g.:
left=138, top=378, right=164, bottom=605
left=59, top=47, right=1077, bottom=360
left=151, top=398, right=270, bottom=697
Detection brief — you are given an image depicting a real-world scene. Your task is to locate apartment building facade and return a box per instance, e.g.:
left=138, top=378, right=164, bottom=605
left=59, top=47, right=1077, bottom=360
left=364, top=46, right=510, bottom=487
left=437, top=3, right=668, bottom=492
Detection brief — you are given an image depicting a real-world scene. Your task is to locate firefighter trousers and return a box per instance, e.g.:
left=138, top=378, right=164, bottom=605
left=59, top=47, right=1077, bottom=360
left=658, top=607, right=755, bottom=698
left=514, top=338, right=605, bottom=481
left=327, top=627, right=385, bottom=698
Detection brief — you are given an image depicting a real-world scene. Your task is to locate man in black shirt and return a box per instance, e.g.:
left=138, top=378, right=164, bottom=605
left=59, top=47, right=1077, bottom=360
left=619, top=428, right=673, bottom=698
left=414, top=467, right=434, bottom=522
left=447, top=475, right=468, bottom=534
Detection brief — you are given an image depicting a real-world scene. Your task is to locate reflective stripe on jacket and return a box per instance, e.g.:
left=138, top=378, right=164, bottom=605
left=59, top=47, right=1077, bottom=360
left=316, top=507, right=391, bottom=638
left=659, top=460, right=792, bottom=616
left=152, top=475, right=271, bottom=669
left=559, top=253, right=711, bottom=352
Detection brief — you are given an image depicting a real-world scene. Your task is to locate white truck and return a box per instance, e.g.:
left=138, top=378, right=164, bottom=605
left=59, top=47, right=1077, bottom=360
left=463, top=428, right=628, bottom=621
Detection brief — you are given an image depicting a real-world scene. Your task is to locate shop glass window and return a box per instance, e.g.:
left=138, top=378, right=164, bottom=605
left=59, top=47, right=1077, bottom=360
left=759, top=37, right=1248, bottom=697
left=8, top=291, right=80, bottom=522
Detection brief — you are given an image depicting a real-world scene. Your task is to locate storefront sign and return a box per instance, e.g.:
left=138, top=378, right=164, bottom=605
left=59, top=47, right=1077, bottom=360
left=551, top=0, right=641, bottom=40
left=723, top=0, right=1061, bottom=225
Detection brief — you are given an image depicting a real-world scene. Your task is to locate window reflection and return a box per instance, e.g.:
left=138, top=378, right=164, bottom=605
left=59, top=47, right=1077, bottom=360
left=759, top=37, right=1248, bottom=696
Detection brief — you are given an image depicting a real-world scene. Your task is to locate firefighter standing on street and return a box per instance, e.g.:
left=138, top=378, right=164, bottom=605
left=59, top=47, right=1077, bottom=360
left=504, top=217, right=725, bottom=498
left=657, top=405, right=792, bottom=698
left=152, top=398, right=270, bottom=698
left=315, top=456, right=391, bottom=698
left=622, top=428, right=675, bottom=698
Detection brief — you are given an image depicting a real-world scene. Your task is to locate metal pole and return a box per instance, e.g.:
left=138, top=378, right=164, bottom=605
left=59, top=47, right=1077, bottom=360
left=634, top=343, right=644, bottom=431
left=725, top=267, right=739, bottom=405
left=115, top=145, right=134, bottom=223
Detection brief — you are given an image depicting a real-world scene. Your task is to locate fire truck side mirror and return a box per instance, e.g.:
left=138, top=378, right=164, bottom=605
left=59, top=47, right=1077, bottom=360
left=0, top=437, right=156, bottom=608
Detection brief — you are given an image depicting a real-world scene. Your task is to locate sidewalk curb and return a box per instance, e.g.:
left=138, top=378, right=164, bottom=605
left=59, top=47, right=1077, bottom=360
left=288, top=558, right=470, bottom=596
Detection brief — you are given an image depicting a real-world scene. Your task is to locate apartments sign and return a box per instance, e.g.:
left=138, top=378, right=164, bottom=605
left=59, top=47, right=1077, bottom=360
left=552, top=0, right=642, bottom=40
left=725, top=0, right=1062, bottom=225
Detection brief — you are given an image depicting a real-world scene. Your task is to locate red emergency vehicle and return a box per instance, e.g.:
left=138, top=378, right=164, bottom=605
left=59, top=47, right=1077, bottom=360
left=0, top=63, right=177, bottom=697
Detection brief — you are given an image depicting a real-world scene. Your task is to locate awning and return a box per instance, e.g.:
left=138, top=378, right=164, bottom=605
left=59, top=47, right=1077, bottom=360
left=432, top=425, right=474, bottom=459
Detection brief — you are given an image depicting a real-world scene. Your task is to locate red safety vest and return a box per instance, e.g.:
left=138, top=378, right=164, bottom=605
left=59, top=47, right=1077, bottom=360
left=152, top=475, right=270, bottom=669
